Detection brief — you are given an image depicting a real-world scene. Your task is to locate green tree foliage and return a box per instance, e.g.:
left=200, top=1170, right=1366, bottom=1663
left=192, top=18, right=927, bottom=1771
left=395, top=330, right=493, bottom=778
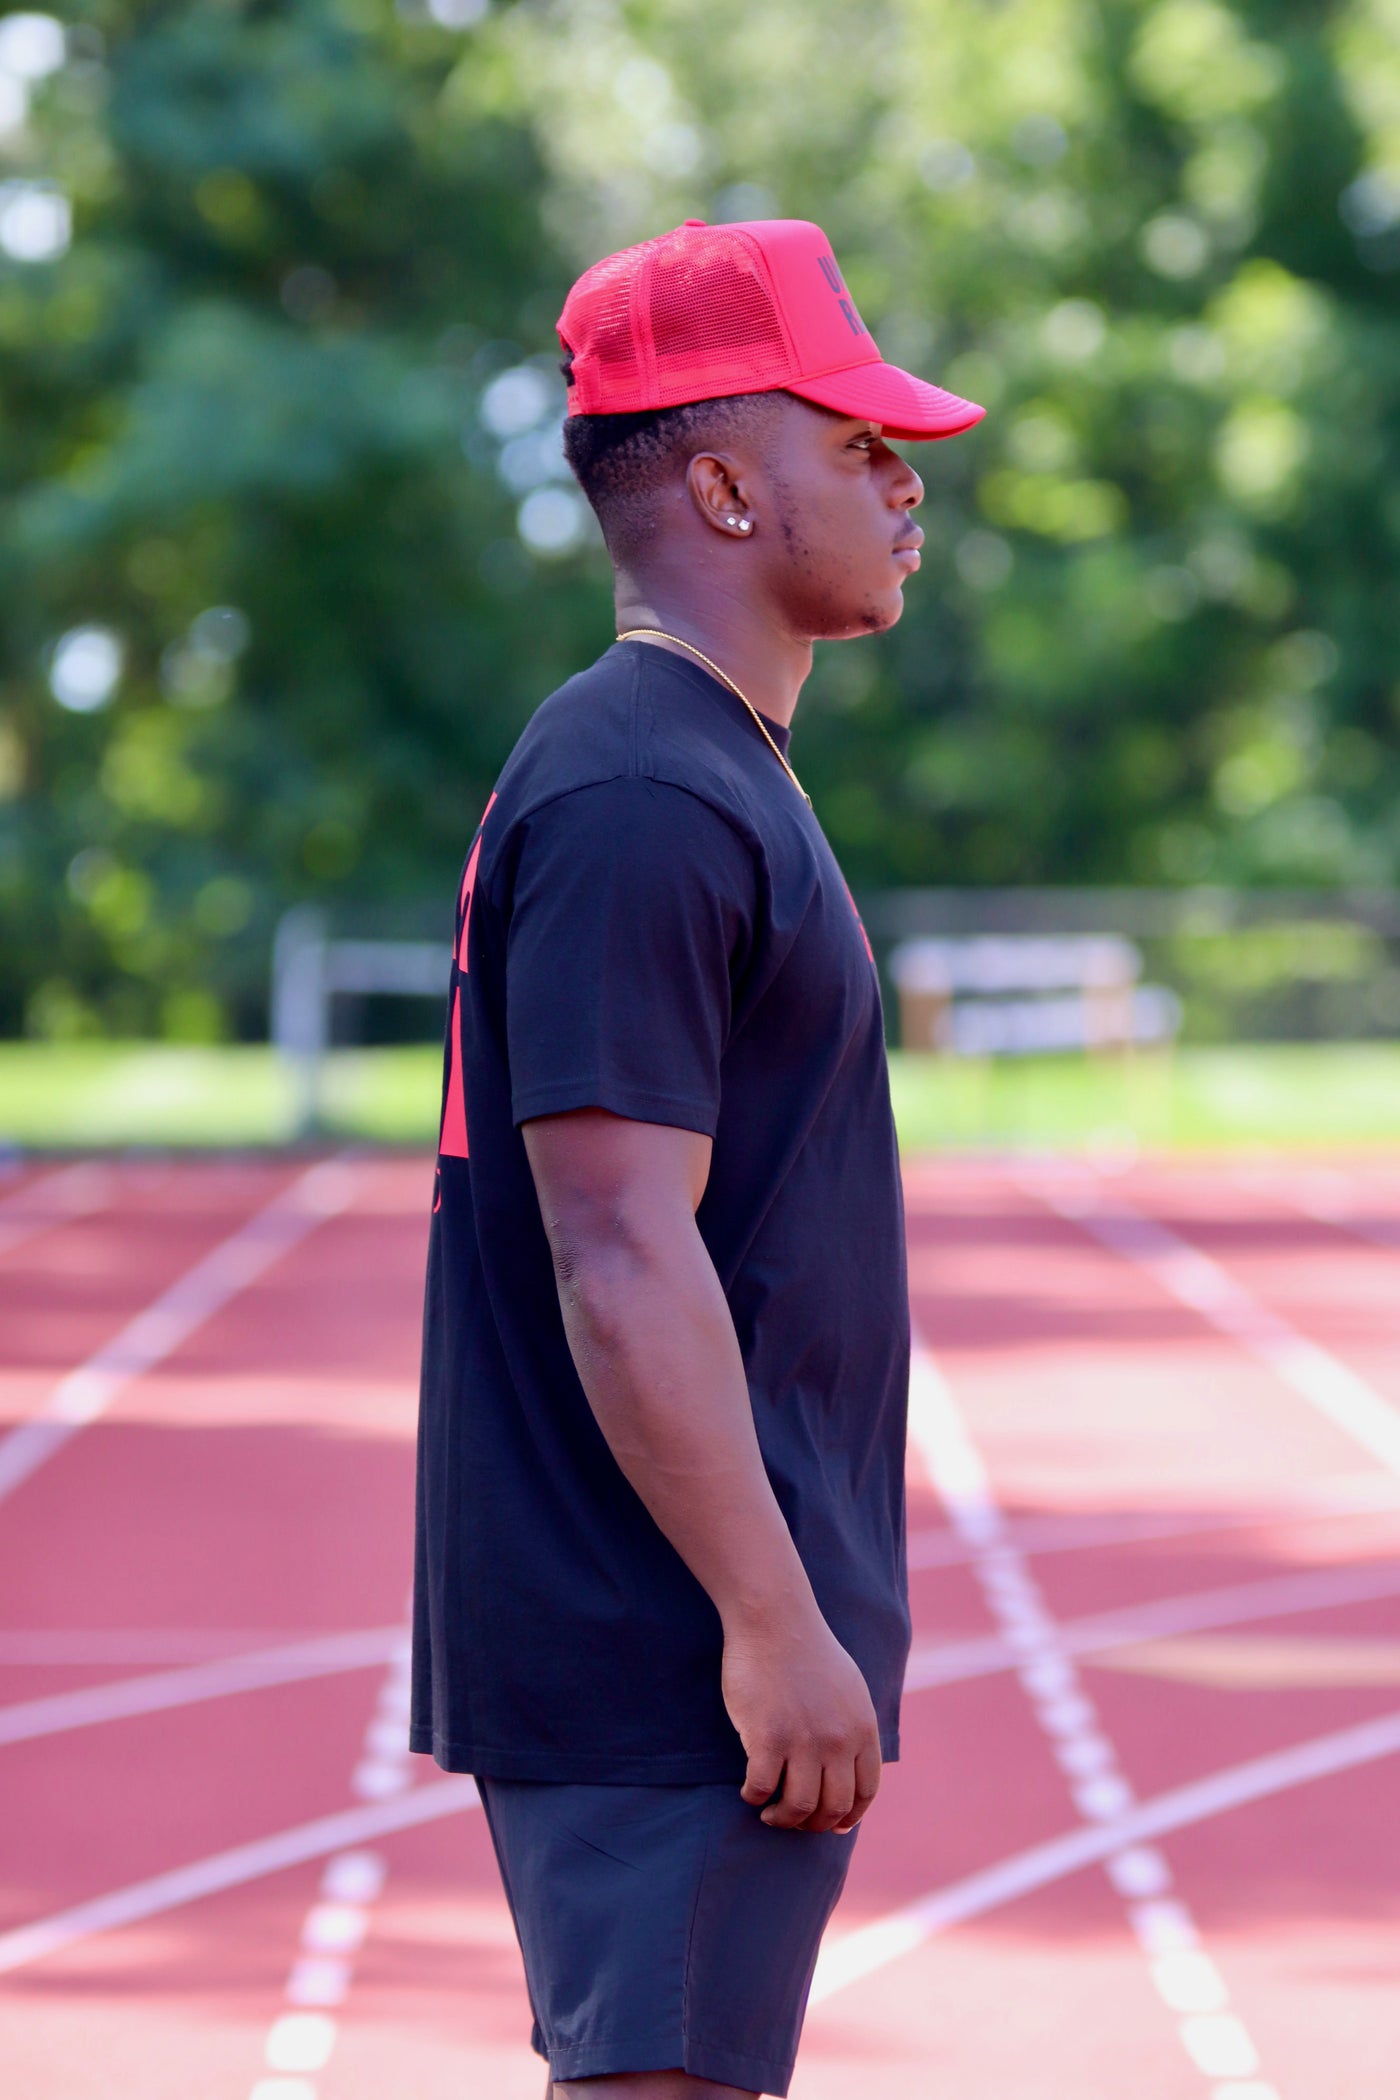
left=1, top=0, right=1398, bottom=1037
left=0, top=0, right=603, bottom=1036
left=501, top=0, right=1400, bottom=889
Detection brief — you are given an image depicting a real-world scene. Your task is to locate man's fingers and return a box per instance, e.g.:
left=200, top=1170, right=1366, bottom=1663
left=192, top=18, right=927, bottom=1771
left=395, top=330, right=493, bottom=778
left=831, top=1742, right=883, bottom=1834
left=797, top=1756, right=856, bottom=1834
left=760, top=1751, right=823, bottom=1830
left=831, top=1784, right=878, bottom=1835
left=740, top=1745, right=785, bottom=1808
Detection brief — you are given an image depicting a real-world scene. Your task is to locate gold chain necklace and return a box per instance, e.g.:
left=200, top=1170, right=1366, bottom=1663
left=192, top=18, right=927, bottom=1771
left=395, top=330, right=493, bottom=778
left=616, top=628, right=812, bottom=809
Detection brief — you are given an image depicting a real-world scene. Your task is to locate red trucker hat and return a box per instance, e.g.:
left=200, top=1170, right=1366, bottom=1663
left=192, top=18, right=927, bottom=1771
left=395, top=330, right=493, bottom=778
left=557, top=217, right=984, bottom=441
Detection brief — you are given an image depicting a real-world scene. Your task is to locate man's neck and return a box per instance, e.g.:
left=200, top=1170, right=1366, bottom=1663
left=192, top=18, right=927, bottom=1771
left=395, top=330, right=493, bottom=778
left=613, top=577, right=812, bottom=729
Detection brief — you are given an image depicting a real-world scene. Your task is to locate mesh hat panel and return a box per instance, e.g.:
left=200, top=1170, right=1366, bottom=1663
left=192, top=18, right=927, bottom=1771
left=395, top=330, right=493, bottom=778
left=645, top=229, right=794, bottom=402
left=562, top=247, right=643, bottom=409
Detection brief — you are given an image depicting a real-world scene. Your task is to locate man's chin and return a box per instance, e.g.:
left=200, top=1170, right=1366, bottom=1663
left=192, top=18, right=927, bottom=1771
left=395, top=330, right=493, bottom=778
left=805, top=589, right=905, bottom=643
left=857, top=589, right=905, bottom=636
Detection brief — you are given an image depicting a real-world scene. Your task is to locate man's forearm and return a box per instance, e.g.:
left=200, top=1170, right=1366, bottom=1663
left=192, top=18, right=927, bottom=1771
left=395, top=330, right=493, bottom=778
left=548, top=1216, right=819, bottom=1634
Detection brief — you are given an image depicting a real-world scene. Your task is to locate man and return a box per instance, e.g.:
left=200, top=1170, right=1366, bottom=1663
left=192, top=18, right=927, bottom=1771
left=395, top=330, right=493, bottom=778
left=412, top=216, right=984, bottom=2099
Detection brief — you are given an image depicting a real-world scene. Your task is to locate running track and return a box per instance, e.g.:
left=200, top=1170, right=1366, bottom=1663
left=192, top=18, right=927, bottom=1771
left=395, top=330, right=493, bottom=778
left=3, top=1149, right=1400, bottom=2098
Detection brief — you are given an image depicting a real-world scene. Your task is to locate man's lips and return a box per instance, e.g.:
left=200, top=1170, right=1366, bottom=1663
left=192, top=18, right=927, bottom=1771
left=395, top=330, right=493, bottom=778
left=893, top=528, right=924, bottom=569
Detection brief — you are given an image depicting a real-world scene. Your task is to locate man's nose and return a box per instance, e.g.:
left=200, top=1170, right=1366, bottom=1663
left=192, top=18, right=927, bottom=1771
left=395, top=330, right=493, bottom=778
left=890, top=455, right=924, bottom=510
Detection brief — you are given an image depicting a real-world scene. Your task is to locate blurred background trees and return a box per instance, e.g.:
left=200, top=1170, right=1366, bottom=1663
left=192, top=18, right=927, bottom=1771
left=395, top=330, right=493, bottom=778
left=1, top=0, right=1397, bottom=1040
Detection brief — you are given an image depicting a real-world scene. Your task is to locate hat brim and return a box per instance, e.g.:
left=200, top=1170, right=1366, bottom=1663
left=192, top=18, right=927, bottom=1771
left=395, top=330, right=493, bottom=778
left=787, top=359, right=985, bottom=441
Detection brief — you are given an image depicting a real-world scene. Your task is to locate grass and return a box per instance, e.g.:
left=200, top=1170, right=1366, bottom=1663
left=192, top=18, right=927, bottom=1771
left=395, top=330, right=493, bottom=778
left=3, top=1040, right=1400, bottom=1154
left=0, top=1042, right=440, bottom=1151
left=888, top=1044, right=1400, bottom=1151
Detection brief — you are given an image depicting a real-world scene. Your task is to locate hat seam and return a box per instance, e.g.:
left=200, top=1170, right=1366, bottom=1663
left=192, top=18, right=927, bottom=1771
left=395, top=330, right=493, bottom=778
left=718, top=224, right=802, bottom=383
left=791, top=345, right=906, bottom=385
left=634, top=238, right=659, bottom=404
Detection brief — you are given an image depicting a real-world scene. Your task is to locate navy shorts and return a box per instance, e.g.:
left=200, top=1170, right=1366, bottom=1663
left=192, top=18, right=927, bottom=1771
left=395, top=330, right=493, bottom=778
left=476, top=1777, right=857, bottom=2096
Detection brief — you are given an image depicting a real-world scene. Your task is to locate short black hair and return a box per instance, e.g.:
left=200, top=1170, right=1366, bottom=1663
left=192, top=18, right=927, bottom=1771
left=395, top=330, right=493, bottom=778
left=559, top=359, right=783, bottom=560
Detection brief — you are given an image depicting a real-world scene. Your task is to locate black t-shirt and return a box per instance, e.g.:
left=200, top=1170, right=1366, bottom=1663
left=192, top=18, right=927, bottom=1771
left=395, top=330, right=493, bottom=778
left=411, top=639, right=911, bottom=1784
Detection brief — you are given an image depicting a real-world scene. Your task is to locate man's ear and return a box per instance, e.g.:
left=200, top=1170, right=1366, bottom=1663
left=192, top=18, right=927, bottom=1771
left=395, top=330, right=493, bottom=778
left=685, top=453, right=755, bottom=539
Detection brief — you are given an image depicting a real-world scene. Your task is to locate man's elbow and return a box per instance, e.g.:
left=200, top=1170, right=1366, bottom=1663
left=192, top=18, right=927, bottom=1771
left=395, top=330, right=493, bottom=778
left=543, top=1192, right=659, bottom=1307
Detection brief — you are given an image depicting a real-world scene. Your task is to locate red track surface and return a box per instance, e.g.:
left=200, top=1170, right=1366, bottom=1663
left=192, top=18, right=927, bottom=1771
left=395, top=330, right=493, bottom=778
left=3, top=1150, right=1400, bottom=2098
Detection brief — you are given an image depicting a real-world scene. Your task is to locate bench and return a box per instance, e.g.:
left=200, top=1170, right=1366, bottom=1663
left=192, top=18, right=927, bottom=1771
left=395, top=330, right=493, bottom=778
left=888, top=935, right=1182, bottom=1057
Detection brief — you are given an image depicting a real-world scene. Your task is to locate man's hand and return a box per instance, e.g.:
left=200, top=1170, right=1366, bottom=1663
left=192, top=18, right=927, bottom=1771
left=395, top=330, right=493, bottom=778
left=724, top=1606, right=882, bottom=1835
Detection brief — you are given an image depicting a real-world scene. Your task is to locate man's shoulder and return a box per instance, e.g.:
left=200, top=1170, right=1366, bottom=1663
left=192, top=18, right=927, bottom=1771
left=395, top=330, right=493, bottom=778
left=488, top=643, right=766, bottom=844
left=495, top=645, right=638, bottom=810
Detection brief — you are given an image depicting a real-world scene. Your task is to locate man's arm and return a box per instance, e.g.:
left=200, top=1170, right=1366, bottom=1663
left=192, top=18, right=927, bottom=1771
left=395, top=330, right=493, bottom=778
left=522, top=1106, right=881, bottom=1835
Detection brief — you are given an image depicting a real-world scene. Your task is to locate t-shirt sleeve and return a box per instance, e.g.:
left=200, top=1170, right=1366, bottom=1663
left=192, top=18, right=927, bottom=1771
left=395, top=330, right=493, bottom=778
left=504, top=777, right=757, bottom=1136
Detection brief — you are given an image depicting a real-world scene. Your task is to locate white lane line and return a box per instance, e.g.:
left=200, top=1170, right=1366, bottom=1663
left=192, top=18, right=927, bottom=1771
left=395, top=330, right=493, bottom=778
left=1025, top=1168, right=1400, bottom=1482
left=811, top=1695, right=1400, bottom=2004
left=246, top=1630, right=421, bottom=2095
left=0, top=1157, right=357, bottom=1509
left=0, top=1775, right=479, bottom=1977
left=0, top=1627, right=404, bottom=1747
left=894, top=1340, right=1279, bottom=2098
left=904, top=1556, right=1400, bottom=1692
left=907, top=1474, right=1400, bottom=1571
left=0, top=1163, right=112, bottom=1260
